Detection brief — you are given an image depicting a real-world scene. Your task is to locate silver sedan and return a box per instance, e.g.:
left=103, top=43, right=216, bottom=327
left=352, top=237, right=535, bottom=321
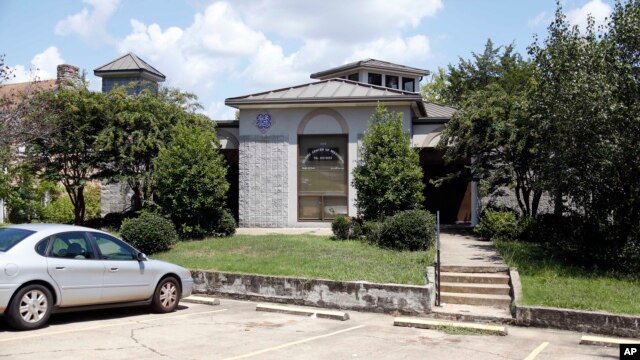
left=0, top=224, right=193, bottom=330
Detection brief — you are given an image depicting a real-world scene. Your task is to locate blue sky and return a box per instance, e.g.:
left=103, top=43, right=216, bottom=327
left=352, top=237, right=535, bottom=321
left=0, top=0, right=614, bottom=119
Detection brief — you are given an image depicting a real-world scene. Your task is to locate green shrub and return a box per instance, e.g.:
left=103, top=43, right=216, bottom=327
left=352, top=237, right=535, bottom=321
left=331, top=214, right=352, bottom=240
left=120, top=212, right=178, bottom=254
left=42, top=183, right=101, bottom=224
left=362, top=220, right=383, bottom=244
left=475, top=209, right=519, bottom=241
left=352, top=104, right=424, bottom=220
left=215, top=209, right=236, bottom=237
left=375, top=209, right=436, bottom=251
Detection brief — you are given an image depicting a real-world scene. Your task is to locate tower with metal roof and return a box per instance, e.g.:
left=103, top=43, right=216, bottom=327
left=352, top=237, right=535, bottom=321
left=94, top=53, right=165, bottom=95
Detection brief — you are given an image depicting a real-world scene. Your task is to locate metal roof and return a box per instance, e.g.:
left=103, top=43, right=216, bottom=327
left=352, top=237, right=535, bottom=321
left=423, top=102, right=457, bottom=119
left=225, top=78, right=424, bottom=108
left=310, top=59, right=429, bottom=79
left=94, top=53, right=166, bottom=81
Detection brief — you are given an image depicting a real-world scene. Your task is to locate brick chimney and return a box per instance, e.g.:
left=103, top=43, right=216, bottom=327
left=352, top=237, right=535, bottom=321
left=56, top=64, right=81, bottom=87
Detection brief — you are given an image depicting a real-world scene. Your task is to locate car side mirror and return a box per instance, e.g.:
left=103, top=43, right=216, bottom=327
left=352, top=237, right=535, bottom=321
left=136, top=252, right=147, bottom=261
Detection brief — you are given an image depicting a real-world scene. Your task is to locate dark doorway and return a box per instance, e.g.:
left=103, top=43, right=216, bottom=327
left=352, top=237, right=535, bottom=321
left=221, top=149, right=239, bottom=222
left=420, top=148, right=470, bottom=224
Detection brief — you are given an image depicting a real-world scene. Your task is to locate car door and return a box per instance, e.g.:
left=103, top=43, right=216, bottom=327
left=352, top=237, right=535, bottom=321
left=46, top=231, right=104, bottom=307
left=90, top=232, right=155, bottom=303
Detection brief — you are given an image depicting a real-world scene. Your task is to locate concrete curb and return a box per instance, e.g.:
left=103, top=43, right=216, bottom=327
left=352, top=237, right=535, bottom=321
left=191, top=270, right=433, bottom=315
left=256, top=303, right=350, bottom=321
left=182, top=295, right=220, bottom=306
left=580, top=335, right=640, bottom=347
left=508, top=268, right=522, bottom=317
left=516, top=305, right=640, bottom=338
left=394, top=317, right=508, bottom=336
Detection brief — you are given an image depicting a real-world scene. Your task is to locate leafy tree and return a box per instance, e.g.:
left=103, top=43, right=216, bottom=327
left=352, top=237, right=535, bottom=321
left=437, top=40, right=543, bottom=216
left=26, top=87, right=111, bottom=224
left=529, top=5, right=614, bottom=221
left=353, top=104, right=424, bottom=220
left=153, top=120, right=230, bottom=238
left=42, top=183, right=101, bottom=224
left=421, top=67, right=449, bottom=105
left=96, top=87, right=202, bottom=210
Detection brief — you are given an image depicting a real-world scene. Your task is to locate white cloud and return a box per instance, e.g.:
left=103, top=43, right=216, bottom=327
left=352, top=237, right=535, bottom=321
left=6, top=47, right=65, bottom=84
left=566, top=0, right=612, bottom=31
left=118, top=2, right=267, bottom=92
left=207, top=101, right=237, bottom=120
left=528, top=11, right=550, bottom=28
left=55, top=0, right=120, bottom=43
left=234, top=0, right=443, bottom=42
left=346, top=35, right=431, bottom=64
left=114, top=1, right=441, bottom=117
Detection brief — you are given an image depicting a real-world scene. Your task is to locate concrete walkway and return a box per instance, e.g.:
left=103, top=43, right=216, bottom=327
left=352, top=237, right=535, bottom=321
left=236, top=227, right=332, bottom=236
left=439, top=229, right=507, bottom=268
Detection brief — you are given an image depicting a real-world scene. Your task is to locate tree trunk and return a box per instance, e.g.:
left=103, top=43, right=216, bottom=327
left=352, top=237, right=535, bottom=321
left=73, top=187, right=85, bottom=225
left=554, top=190, right=563, bottom=216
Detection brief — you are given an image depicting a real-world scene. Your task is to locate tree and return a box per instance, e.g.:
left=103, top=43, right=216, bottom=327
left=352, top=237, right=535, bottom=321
left=153, top=120, right=230, bottom=238
left=95, top=87, right=203, bottom=210
left=529, top=4, right=615, bottom=221
left=437, top=40, right=543, bottom=216
left=421, top=67, right=449, bottom=105
left=26, top=87, right=110, bottom=224
left=353, top=104, right=424, bottom=220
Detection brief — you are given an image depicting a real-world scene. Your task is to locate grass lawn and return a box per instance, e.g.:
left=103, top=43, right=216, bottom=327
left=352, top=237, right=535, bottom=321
left=495, top=240, right=640, bottom=315
left=154, top=234, right=434, bottom=285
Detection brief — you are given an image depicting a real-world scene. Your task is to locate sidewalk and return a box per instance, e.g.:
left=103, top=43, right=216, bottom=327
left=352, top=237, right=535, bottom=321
left=236, top=227, right=332, bottom=236
left=439, top=229, right=507, bottom=268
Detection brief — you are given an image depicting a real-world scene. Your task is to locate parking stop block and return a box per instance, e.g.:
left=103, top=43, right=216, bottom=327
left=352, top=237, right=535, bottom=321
left=256, top=303, right=350, bottom=321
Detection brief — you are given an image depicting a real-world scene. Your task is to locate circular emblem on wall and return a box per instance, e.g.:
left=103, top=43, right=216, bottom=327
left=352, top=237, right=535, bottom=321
left=256, top=112, right=272, bottom=134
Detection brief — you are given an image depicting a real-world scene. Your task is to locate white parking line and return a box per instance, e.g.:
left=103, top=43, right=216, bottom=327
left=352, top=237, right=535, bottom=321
left=524, top=342, right=549, bottom=360
left=222, top=325, right=366, bottom=360
left=0, top=309, right=228, bottom=343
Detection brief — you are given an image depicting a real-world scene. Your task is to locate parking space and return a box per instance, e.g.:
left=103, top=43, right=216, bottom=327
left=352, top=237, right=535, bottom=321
left=0, top=299, right=618, bottom=359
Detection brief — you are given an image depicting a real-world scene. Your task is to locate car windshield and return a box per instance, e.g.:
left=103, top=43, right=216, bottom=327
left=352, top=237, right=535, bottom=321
left=0, top=228, right=36, bottom=252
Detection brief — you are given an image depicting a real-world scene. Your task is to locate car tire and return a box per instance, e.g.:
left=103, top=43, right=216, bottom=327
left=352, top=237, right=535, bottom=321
left=6, top=284, right=53, bottom=331
left=151, top=277, right=180, bottom=313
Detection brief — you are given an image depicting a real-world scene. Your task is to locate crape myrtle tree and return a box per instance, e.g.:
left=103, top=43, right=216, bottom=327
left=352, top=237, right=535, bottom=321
left=95, top=86, right=202, bottom=211
left=353, top=104, right=424, bottom=220
left=26, top=86, right=112, bottom=225
left=432, top=40, right=544, bottom=217
left=153, top=119, right=230, bottom=238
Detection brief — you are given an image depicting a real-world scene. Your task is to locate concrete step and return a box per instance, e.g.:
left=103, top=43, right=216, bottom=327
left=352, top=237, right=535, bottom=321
left=430, top=303, right=514, bottom=325
left=440, top=265, right=509, bottom=273
left=441, top=292, right=512, bottom=307
left=440, top=282, right=511, bottom=296
left=440, top=272, right=510, bottom=285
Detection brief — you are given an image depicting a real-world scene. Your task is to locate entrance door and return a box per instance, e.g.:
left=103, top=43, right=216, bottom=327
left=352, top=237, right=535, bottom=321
left=298, top=135, right=348, bottom=221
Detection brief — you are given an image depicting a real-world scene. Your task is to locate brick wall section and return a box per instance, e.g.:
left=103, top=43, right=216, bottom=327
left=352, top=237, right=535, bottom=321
left=239, top=135, right=288, bottom=227
left=100, top=182, right=130, bottom=217
left=191, top=270, right=433, bottom=314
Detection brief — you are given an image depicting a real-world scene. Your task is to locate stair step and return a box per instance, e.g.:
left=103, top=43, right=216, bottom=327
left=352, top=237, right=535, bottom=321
left=440, top=272, right=510, bottom=284
left=441, top=292, right=512, bottom=307
left=440, top=265, right=509, bottom=273
left=440, top=282, right=511, bottom=295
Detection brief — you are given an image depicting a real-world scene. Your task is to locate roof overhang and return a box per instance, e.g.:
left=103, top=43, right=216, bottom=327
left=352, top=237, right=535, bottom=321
left=93, top=69, right=166, bottom=82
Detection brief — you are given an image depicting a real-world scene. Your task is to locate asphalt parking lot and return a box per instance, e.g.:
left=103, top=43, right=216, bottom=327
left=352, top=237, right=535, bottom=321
left=0, top=298, right=619, bottom=359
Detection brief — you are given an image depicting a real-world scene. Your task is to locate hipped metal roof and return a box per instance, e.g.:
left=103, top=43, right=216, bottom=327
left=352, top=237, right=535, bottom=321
left=225, top=78, right=425, bottom=113
left=310, top=59, right=430, bottom=79
left=94, top=53, right=166, bottom=81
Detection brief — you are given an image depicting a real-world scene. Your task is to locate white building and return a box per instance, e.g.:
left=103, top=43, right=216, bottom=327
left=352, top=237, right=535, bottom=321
left=222, top=59, right=476, bottom=227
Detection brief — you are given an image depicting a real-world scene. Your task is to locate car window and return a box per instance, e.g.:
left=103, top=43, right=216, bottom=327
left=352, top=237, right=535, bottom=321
left=0, top=228, right=35, bottom=252
left=35, top=238, right=49, bottom=256
left=92, top=233, right=136, bottom=260
left=50, top=232, right=95, bottom=260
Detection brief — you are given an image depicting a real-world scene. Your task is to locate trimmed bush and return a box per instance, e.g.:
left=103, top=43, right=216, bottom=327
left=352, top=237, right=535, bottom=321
left=215, top=209, right=236, bottom=237
left=475, top=209, right=519, bottom=241
left=376, top=209, right=436, bottom=251
left=331, top=214, right=352, bottom=240
left=120, top=212, right=178, bottom=255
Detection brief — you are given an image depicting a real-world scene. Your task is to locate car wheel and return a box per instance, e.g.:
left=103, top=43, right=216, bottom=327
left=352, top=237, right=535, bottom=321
left=151, top=277, right=180, bottom=313
left=6, top=284, right=53, bottom=331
